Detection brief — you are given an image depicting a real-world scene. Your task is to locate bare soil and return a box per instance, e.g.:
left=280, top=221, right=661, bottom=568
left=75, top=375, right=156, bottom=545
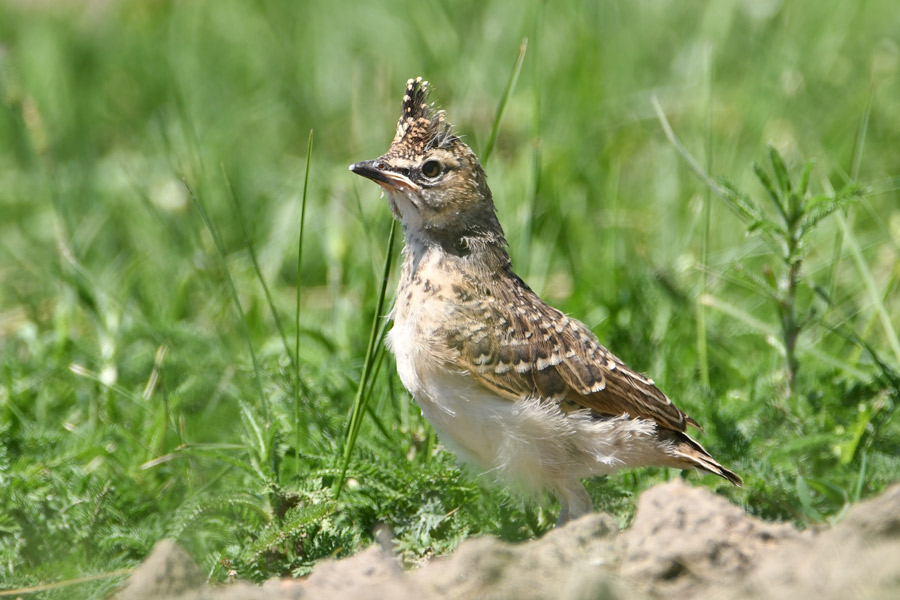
left=115, top=480, right=900, bottom=600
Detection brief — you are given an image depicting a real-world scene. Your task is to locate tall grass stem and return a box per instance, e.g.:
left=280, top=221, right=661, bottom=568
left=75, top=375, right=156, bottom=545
left=482, top=38, right=528, bottom=165
left=184, top=178, right=271, bottom=426
left=295, top=130, right=314, bottom=472
left=697, top=43, right=713, bottom=388
left=335, top=219, right=397, bottom=498
left=221, top=165, right=296, bottom=378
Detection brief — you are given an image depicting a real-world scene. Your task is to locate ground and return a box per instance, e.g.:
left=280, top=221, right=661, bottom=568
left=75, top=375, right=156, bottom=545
left=116, top=480, right=900, bottom=600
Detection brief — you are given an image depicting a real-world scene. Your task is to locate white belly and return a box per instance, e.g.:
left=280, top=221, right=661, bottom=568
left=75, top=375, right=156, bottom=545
left=388, top=315, right=505, bottom=470
left=387, top=317, right=662, bottom=496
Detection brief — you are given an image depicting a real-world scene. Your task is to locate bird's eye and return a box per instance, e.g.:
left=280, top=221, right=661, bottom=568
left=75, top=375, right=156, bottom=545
left=421, top=160, right=442, bottom=179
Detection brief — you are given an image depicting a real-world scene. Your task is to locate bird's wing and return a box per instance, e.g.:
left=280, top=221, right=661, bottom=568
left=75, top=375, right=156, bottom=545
left=445, top=273, right=697, bottom=432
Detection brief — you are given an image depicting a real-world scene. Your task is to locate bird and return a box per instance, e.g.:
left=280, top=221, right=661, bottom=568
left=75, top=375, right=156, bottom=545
left=349, top=77, right=741, bottom=525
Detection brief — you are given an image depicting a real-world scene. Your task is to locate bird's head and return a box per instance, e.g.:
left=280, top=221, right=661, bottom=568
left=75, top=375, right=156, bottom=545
left=350, top=78, right=505, bottom=254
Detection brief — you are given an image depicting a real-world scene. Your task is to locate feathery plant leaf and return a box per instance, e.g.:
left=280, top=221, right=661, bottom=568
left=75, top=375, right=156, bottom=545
left=799, top=161, right=814, bottom=196
left=236, top=500, right=340, bottom=579
left=769, top=145, right=793, bottom=197
left=797, top=190, right=860, bottom=241
left=753, top=159, right=788, bottom=223
left=238, top=399, right=271, bottom=482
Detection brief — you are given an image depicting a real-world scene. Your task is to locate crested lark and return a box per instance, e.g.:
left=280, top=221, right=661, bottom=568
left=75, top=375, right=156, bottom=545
left=350, top=78, right=741, bottom=525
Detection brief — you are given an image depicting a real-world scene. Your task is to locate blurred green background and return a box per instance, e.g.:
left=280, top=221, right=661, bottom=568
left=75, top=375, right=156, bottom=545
left=1, top=0, right=898, bottom=596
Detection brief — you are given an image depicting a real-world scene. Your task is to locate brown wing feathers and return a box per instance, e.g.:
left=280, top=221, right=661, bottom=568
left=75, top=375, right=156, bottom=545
left=449, top=274, right=698, bottom=433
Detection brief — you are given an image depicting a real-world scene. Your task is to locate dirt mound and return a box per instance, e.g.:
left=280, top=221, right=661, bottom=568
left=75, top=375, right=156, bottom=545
left=115, top=480, right=900, bottom=600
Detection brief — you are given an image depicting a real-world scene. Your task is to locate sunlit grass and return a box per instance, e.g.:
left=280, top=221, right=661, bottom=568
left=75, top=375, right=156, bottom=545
left=0, top=0, right=898, bottom=596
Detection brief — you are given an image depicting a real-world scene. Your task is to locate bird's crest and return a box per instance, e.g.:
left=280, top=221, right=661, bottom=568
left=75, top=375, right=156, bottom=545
left=386, top=77, right=456, bottom=159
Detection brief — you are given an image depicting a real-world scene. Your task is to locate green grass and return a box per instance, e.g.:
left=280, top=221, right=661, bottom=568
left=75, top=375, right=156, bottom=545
left=1, top=0, right=899, bottom=596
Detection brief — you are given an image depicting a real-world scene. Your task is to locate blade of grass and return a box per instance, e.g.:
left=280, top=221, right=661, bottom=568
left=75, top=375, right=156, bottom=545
left=335, top=219, right=397, bottom=499
left=814, top=285, right=899, bottom=380
left=295, top=129, right=313, bottom=473
left=221, top=163, right=297, bottom=377
left=851, top=85, right=874, bottom=181
left=520, top=12, right=543, bottom=273
left=140, top=447, right=259, bottom=478
left=697, top=42, right=713, bottom=389
left=183, top=178, right=270, bottom=426
left=0, top=570, right=134, bottom=597
left=654, top=96, right=781, bottom=246
left=828, top=86, right=874, bottom=301
left=847, top=265, right=899, bottom=368
left=852, top=451, right=868, bottom=502
left=835, top=211, right=900, bottom=365
left=606, top=157, right=621, bottom=293
left=841, top=403, right=873, bottom=465
left=654, top=97, right=784, bottom=258
left=701, top=293, right=781, bottom=344
left=481, top=37, right=528, bottom=165
left=652, top=96, right=729, bottom=199
left=355, top=311, right=394, bottom=430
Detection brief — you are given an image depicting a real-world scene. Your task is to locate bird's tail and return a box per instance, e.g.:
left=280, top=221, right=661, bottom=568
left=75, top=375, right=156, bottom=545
left=658, top=429, right=743, bottom=486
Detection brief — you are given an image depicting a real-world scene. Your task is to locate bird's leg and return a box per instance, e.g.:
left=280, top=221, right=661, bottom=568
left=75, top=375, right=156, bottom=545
left=556, top=482, right=593, bottom=527
left=556, top=504, right=570, bottom=527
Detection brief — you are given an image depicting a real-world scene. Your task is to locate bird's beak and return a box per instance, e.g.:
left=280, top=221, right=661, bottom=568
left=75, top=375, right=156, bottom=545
left=349, top=160, right=418, bottom=191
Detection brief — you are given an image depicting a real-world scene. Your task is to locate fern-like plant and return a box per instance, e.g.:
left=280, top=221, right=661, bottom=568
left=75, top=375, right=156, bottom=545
left=717, top=146, right=862, bottom=393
